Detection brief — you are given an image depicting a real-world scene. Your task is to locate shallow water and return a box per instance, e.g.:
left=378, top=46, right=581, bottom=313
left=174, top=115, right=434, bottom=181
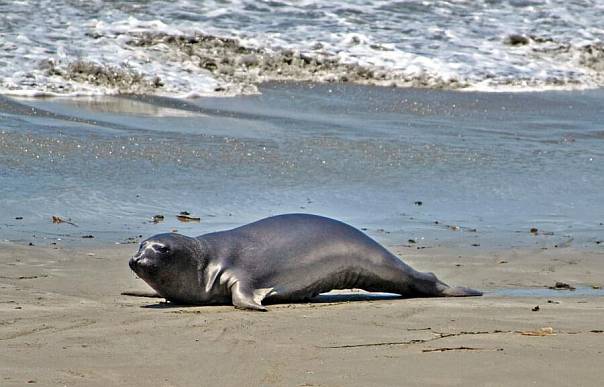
left=489, top=287, right=604, bottom=298
left=1, top=83, right=603, bottom=248
left=1, top=1, right=604, bottom=96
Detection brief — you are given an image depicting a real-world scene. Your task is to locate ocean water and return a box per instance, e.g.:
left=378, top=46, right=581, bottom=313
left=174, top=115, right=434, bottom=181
left=1, top=83, right=603, bottom=248
left=1, top=0, right=604, bottom=97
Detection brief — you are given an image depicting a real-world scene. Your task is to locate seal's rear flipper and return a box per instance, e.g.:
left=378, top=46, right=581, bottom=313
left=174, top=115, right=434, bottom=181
left=231, top=283, right=268, bottom=311
left=441, top=286, right=483, bottom=297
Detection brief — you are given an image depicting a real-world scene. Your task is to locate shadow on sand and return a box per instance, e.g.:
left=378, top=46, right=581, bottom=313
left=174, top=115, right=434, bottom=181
left=136, top=291, right=402, bottom=309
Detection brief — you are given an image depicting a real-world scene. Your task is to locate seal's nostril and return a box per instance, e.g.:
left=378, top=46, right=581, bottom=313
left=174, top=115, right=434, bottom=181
left=129, top=257, right=137, bottom=271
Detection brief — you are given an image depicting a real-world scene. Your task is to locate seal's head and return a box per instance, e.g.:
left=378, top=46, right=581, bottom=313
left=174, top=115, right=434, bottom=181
left=129, top=233, right=205, bottom=303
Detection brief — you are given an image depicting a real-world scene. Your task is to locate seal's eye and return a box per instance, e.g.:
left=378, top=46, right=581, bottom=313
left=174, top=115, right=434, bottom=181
left=157, top=245, right=169, bottom=254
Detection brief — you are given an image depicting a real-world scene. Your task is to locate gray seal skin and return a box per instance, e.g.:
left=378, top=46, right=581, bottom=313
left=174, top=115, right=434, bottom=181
left=129, top=213, right=482, bottom=311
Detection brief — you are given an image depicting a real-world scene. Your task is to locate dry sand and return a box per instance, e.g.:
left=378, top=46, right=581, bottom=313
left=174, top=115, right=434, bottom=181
left=1, top=242, right=603, bottom=386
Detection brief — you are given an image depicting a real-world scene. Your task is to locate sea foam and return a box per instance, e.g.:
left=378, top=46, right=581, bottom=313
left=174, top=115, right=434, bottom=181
left=0, top=0, right=603, bottom=97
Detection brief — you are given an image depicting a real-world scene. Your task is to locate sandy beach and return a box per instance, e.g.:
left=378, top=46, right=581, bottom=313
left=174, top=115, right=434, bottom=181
left=1, top=241, right=602, bottom=386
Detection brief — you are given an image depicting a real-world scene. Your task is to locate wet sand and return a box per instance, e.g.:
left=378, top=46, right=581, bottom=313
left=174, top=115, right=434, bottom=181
left=1, top=242, right=602, bottom=386
left=2, top=84, right=604, bottom=249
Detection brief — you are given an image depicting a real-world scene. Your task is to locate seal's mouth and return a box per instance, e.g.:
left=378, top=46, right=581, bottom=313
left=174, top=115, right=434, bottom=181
left=128, top=256, right=138, bottom=271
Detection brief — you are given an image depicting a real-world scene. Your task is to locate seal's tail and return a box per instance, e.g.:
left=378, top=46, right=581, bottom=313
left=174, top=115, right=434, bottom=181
left=440, top=286, right=483, bottom=297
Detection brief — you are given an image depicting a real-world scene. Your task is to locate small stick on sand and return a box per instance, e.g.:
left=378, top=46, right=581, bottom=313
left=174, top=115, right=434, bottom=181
left=51, top=215, right=78, bottom=227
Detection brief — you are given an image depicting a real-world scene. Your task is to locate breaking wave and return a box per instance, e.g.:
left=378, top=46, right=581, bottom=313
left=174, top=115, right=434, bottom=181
left=1, top=1, right=603, bottom=97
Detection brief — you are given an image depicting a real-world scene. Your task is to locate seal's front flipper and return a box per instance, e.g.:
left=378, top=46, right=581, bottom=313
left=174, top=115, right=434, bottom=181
left=231, top=282, right=268, bottom=311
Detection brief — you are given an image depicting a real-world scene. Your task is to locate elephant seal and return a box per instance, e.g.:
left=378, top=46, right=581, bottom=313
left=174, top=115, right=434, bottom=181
left=129, top=213, right=481, bottom=311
